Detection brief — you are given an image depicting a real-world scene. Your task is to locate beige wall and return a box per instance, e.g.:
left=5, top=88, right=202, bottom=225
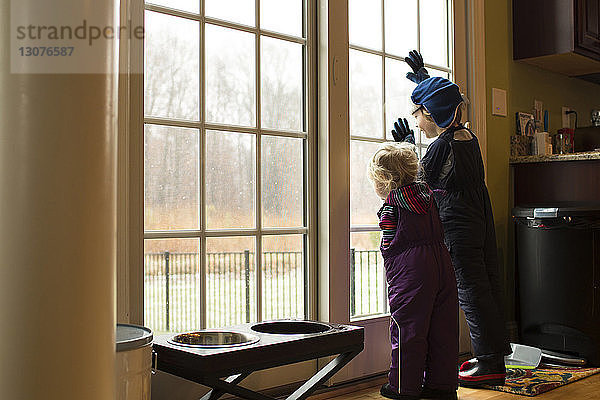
left=0, top=1, right=118, bottom=398
left=484, top=0, right=600, bottom=323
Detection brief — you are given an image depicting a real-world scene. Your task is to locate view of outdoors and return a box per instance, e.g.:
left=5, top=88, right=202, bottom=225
left=143, top=0, right=452, bottom=331
left=144, top=0, right=307, bottom=332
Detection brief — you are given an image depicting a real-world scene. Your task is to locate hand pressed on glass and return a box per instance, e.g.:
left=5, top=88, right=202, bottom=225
left=391, top=118, right=415, bottom=144
left=404, top=50, right=430, bottom=84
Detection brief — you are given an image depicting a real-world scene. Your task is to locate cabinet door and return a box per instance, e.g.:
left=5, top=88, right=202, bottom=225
left=577, top=0, right=600, bottom=57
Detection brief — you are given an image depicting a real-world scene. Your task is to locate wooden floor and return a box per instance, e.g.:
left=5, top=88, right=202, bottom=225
left=316, top=372, right=600, bottom=400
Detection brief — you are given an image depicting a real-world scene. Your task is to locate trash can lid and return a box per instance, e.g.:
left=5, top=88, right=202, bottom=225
left=512, top=203, right=600, bottom=218
left=116, top=323, right=153, bottom=352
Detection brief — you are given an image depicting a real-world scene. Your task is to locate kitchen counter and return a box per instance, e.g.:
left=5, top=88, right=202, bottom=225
left=511, top=153, right=600, bottom=205
left=510, top=151, right=600, bottom=164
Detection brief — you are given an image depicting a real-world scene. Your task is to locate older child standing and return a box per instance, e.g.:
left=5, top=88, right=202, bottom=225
left=392, top=51, right=512, bottom=387
left=368, top=142, right=458, bottom=400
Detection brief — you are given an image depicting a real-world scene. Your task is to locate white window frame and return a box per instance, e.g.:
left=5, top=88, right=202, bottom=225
left=319, top=0, right=475, bottom=382
left=119, top=0, right=320, bottom=395
left=118, top=0, right=317, bottom=328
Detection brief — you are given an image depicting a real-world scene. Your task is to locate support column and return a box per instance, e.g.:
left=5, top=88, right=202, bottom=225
left=0, top=1, right=118, bottom=399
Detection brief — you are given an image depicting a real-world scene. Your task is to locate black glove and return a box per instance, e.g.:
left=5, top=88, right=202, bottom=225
left=405, top=50, right=430, bottom=84
left=391, top=118, right=415, bottom=144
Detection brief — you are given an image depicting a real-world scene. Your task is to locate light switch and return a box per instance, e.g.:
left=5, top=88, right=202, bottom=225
left=492, top=88, right=507, bottom=117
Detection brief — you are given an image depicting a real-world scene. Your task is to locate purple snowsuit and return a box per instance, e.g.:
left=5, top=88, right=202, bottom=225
left=378, top=182, right=458, bottom=396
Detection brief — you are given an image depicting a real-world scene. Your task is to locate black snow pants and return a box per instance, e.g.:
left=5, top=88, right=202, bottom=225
left=437, top=188, right=511, bottom=360
left=424, top=126, right=511, bottom=360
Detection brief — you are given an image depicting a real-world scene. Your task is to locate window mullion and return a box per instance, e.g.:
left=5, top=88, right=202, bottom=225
left=348, top=44, right=383, bottom=57
left=145, top=3, right=200, bottom=21
left=255, top=0, right=263, bottom=324
left=305, top=0, right=317, bottom=320
left=199, top=0, right=207, bottom=329
left=417, top=0, right=421, bottom=51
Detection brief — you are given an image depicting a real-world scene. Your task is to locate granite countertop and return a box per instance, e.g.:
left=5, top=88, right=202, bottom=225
left=510, top=151, right=600, bottom=164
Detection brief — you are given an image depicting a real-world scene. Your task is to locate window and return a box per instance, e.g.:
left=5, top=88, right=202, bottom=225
left=143, top=0, right=311, bottom=333
left=349, top=0, right=454, bottom=319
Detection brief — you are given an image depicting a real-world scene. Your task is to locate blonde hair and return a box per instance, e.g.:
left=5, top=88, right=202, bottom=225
left=367, top=142, right=418, bottom=199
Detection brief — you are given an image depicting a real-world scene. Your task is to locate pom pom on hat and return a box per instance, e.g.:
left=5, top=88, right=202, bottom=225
left=411, top=77, right=463, bottom=128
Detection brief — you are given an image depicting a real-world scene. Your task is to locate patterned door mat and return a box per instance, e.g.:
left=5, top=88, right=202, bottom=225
left=483, top=366, right=600, bottom=396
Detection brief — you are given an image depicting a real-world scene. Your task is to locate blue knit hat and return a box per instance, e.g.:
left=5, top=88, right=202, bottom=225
left=411, top=77, right=463, bottom=128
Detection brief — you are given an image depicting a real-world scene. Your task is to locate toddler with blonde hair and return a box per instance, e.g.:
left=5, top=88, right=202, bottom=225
left=368, top=142, right=459, bottom=400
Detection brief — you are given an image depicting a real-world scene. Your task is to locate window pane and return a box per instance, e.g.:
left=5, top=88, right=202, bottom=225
left=261, top=0, right=303, bottom=37
left=429, top=68, right=449, bottom=79
left=147, top=0, right=199, bottom=13
left=350, top=140, right=383, bottom=226
left=350, top=50, right=383, bottom=138
left=145, top=11, right=199, bottom=120
left=206, top=237, right=256, bottom=328
left=384, top=0, right=417, bottom=57
left=206, top=0, right=255, bottom=26
left=144, top=238, right=200, bottom=333
left=420, top=0, right=448, bottom=67
left=261, top=136, right=303, bottom=228
left=205, top=24, right=256, bottom=127
left=145, top=124, right=199, bottom=230
left=261, top=37, right=303, bottom=132
left=349, top=0, right=382, bottom=50
left=385, top=58, right=418, bottom=140
left=206, top=131, right=256, bottom=229
left=262, top=235, right=305, bottom=320
left=350, top=232, right=386, bottom=318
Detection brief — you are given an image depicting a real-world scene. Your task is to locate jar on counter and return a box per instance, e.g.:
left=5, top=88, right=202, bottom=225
left=554, top=129, right=574, bottom=154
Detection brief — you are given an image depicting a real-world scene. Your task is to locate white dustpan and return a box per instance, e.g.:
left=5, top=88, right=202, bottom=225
left=504, top=343, right=542, bottom=369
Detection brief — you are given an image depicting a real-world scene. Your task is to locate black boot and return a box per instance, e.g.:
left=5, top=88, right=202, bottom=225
left=458, top=357, right=506, bottom=387
left=420, top=386, right=458, bottom=400
left=379, top=383, right=420, bottom=400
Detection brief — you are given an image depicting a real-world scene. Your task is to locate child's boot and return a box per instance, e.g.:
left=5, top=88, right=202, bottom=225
left=458, top=357, right=506, bottom=387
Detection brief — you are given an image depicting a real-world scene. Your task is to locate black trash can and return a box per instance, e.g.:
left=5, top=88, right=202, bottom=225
left=513, top=204, right=600, bottom=366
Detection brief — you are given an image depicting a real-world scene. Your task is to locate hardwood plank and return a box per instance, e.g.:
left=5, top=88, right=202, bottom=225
left=314, top=372, right=600, bottom=400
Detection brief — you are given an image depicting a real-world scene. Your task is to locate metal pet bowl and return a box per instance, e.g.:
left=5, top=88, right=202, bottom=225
left=168, top=331, right=260, bottom=348
left=251, top=320, right=332, bottom=334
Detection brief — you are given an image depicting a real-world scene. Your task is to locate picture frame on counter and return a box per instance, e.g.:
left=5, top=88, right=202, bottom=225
left=516, top=112, right=535, bottom=136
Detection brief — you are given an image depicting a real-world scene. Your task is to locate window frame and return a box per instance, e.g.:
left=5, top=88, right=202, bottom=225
left=348, top=0, right=457, bottom=320
left=320, top=0, right=472, bottom=382
left=119, top=0, right=317, bottom=329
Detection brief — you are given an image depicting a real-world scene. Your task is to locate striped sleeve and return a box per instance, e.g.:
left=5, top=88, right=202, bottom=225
left=377, top=204, right=398, bottom=249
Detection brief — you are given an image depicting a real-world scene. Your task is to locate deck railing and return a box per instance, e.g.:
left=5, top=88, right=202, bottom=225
left=144, top=249, right=385, bottom=332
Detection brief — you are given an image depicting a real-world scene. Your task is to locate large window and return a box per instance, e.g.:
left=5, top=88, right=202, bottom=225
left=143, top=0, right=311, bottom=333
left=349, top=0, right=454, bottom=319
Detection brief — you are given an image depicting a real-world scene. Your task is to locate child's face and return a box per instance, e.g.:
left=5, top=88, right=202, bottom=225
left=414, top=109, right=439, bottom=139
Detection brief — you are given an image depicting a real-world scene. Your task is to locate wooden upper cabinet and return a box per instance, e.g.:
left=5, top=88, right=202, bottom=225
left=577, top=0, right=600, bottom=56
left=513, top=0, right=600, bottom=83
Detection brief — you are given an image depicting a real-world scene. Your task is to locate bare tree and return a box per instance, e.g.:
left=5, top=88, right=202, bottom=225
left=145, top=20, right=306, bottom=250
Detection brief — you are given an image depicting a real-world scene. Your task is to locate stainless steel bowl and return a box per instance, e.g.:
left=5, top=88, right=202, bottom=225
left=251, top=320, right=333, bottom=334
left=168, top=331, right=260, bottom=347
